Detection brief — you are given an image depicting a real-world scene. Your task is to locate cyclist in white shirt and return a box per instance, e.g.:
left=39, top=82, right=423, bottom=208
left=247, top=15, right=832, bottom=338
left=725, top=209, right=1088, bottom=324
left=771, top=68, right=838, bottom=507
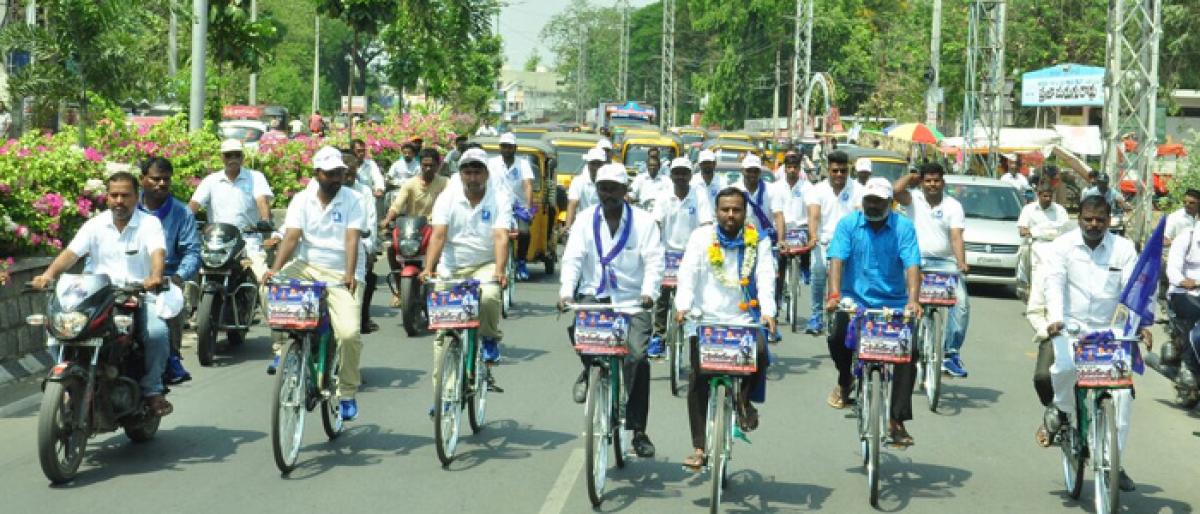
left=648, top=156, right=714, bottom=358
left=772, top=152, right=815, bottom=303
left=263, top=146, right=367, bottom=420
left=488, top=132, right=536, bottom=280
left=564, top=148, right=605, bottom=230
left=802, top=150, right=860, bottom=334
left=690, top=149, right=723, bottom=201
left=894, top=162, right=972, bottom=377
left=628, top=155, right=671, bottom=210
left=730, top=154, right=785, bottom=246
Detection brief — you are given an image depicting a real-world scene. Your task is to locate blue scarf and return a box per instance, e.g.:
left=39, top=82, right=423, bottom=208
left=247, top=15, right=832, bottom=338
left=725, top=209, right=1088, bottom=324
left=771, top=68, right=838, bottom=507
left=593, top=204, right=633, bottom=296
left=745, top=183, right=777, bottom=242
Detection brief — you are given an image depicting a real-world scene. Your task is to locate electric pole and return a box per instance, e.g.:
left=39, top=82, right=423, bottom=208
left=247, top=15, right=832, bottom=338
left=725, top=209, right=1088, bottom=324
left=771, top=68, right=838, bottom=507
left=925, top=0, right=942, bottom=128
left=772, top=48, right=781, bottom=141
left=790, top=0, right=813, bottom=138
left=577, top=25, right=588, bottom=124
left=168, top=1, right=178, bottom=79
left=248, top=0, right=257, bottom=105
left=617, top=0, right=629, bottom=100
left=312, top=13, right=320, bottom=113
left=189, top=0, right=208, bottom=131
left=660, top=0, right=675, bottom=129
left=961, top=0, right=1005, bottom=175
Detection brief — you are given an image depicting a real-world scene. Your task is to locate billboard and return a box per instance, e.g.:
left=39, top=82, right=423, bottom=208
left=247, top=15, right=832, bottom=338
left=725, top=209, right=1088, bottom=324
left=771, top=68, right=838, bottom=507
left=1021, top=64, right=1105, bottom=108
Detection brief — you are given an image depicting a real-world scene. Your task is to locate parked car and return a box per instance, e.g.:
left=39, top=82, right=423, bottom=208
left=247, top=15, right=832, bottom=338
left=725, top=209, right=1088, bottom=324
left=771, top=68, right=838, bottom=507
left=217, top=120, right=268, bottom=152
left=943, top=175, right=1025, bottom=294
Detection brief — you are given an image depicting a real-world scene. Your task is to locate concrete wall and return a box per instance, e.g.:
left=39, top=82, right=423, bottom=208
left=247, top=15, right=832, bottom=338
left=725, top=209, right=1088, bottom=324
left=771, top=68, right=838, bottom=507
left=0, top=257, right=53, bottom=363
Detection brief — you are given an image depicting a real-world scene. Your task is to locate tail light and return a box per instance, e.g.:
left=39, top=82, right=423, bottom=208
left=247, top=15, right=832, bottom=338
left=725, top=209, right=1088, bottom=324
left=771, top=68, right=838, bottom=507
left=113, top=314, right=134, bottom=335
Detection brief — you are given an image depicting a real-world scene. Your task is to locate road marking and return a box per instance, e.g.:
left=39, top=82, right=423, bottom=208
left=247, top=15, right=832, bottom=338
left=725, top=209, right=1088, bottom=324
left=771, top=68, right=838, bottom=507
left=0, top=392, right=41, bottom=418
left=538, top=448, right=583, bottom=514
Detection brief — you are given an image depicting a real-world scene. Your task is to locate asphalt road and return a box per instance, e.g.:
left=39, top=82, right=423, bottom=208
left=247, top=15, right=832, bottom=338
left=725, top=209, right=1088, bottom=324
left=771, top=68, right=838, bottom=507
left=0, top=264, right=1196, bottom=514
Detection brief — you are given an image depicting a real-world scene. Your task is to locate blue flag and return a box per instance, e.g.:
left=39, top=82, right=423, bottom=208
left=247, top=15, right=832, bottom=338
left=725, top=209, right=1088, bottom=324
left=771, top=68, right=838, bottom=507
left=1116, top=216, right=1166, bottom=375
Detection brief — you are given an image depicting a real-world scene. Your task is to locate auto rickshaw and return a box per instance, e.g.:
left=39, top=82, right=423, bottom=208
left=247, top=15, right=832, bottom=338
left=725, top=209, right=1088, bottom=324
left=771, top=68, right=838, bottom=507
left=620, top=133, right=683, bottom=176
left=700, top=138, right=761, bottom=167
left=841, top=145, right=909, bottom=182
left=511, top=122, right=560, bottom=141
left=471, top=136, right=560, bottom=275
left=541, top=131, right=604, bottom=230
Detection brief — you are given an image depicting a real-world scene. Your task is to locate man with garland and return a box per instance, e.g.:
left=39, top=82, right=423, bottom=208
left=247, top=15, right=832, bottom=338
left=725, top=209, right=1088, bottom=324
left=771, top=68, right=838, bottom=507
left=674, top=186, right=775, bottom=470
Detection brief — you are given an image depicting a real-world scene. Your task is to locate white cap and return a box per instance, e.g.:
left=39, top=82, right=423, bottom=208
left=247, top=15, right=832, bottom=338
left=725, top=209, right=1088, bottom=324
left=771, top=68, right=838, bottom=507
left=584, top=147, right=607, bottom=162
left=219, top=139, right=244, bottom=153
left=458, top=148, right=489, bottom=167
left=499, top=132, right=517, bottom=145
left=855, top=157, right=873, bottom=173
left=595, top=163, right=629, bottom=185
left=863, top=177, right=893, bottom=200
left=313, top=145, right=346, bottom=171
left=598, top=139, right=614, bottom=151
left=669, top=156, right=693, bottom=170
left=741, top=154, right=763, bottom=170
left=697, top=150, right=716, bottom=164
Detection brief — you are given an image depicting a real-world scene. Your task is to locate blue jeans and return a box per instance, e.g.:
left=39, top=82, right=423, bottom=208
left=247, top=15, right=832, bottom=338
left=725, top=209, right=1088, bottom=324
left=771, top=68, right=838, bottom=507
left=809, top=243, right=828, bottom=318
left=943, top=271, right=970, bottom=356
left=137, top=296, right=170, bottom=397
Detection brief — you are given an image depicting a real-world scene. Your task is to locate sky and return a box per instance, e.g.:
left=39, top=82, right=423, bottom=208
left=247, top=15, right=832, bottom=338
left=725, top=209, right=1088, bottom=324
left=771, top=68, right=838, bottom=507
left=499, top=0, right=656, bottom=69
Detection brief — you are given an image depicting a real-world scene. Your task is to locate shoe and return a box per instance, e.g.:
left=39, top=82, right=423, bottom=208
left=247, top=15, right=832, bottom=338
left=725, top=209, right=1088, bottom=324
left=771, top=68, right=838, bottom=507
left=771, top=329, right=783, bottom=343
left=362, top=320, right=379, bottom=334
left=1036, top=407, right=1068, bottom=448
left=516, top=260, right=529, bottom=281
left=827, top=386, right=849, bottom=409
left=481, top=338, right=501, bottom=363
left=266, top=355, right=280, bottom=375
left=805, top=313, right=824, bottom=335
left=572, top=370, right=588, bottom=404
left=631, top=432, right=656, bottom=458
left=166, top=355, right=192, bottom=385
left=145, top=395, right=174, bottom=417
left=802, top=269, right=811, bottom=285
left=486, top=372, right=504, bottom=393
left=1118, top=469, right=1136, bottom=492
left=339, top=399, right=358, bottom=421
left=942, top=355, right=969, bottom=378
left=889, top=420, right=914, bottom=447
left=428, top=405, right=435, bottom=419
left=647, top=335, right=665, bottom=358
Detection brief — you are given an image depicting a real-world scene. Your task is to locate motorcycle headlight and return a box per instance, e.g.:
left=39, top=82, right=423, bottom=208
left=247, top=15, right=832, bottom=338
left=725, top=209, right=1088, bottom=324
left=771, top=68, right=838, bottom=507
left=52, top=312, right=89, bottom=339
left=399, top=239, right=420, bottom=258
left=202, top=248, right=232, bottom=267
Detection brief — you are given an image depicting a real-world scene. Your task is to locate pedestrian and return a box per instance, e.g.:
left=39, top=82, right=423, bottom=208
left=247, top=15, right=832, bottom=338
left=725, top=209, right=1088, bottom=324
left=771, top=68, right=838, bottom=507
left=308, top=110, right=323, bottom=136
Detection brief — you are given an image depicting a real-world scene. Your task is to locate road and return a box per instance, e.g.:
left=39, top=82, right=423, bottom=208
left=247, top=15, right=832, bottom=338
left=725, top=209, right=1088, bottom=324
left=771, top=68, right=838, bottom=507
left=0, top=264, right=1196, bottom=514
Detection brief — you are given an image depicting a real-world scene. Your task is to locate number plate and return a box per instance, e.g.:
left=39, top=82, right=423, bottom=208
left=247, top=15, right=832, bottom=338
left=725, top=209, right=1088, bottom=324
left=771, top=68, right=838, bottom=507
left=661, top=250, right=684, bottom=287
left=856, top=313, right=914, bottom=364
left=1074, top=337, right=1134, bottom=389
left=919, top=272, right=957, bottom=306
left=266, top=283, right=325, bottom=330
left=697, top=325, right=758, bottom=375
left=573, top=309, right=631, bottom=356
left=427, top=285, right=482, bottom=329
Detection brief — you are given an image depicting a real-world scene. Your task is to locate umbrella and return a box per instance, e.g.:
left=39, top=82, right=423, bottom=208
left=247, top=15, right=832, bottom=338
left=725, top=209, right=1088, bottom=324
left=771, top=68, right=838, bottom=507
left=886, top=122, right=944, bottom=144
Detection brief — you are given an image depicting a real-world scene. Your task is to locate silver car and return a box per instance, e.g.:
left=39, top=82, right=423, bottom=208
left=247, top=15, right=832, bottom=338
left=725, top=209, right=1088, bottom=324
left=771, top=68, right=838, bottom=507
left=943, top=175, right=1026, bottom=292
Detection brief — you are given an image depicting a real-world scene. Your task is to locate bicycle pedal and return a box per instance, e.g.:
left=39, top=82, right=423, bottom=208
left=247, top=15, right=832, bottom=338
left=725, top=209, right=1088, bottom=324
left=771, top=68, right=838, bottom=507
left=733, top=427, right=752, bottom=444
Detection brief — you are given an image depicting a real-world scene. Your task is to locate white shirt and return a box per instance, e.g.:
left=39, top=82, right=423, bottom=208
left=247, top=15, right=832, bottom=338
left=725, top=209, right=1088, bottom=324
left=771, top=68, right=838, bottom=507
left=567, top=171, right=600, bottom=213
left=347, top=183, right=379, bottom=280
left=1165, top=208, right=1197, bottom=244
left=771, top=176, right=814, bottom=227
left=629, top=171, right=671, bottom=208
left=1000, top=172, right=1030, bottom=192
left=283, top=185, right=367, bottom=273
left=901, top=190, right=965, bottom=260
left=674, top=225, right=777, bottom=323
left=1167, top=228, right=1200, bottom=296
left=429, top=183, right=513, bottom=275
left=487, top=155, right=535, bottom=207
left=357, top=159, right=386, bottom=192
left=731, top=179, right=783, bottom=233
left=386, top=158, right=420, bottom=183
left=690, top=173, right=724, bottom=201
left=559, top=204, right=664, bottom=303
left=806, top=180, right=860, bottom=244
left=1017, top=201, right=1071, bottom=241
left=190, top=168, right=274, bottom=232
left=68, top=209, right=166, bottom=286
left=653, top=184, right=714, bottom=251
left=1044, top=230, right=1140, bottom=329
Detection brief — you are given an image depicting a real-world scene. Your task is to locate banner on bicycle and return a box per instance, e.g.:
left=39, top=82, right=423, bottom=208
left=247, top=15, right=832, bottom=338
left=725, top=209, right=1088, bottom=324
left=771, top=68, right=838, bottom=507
left=427, top=285, right=481, bottom=329
left=573, top=310, right=631, bottom=356
left=266, top=283, right=325, bottom=330
left=856, top=314, right=914, bottom=363
left=1073, top=335, right=1134, bottom=388
left=697, top=325, right=758, bottom=375
left=783, top=227, right=809, bottom=253
left=918, top=272, right=957, bottom=306
left=661, top=250, right=684, bottom=287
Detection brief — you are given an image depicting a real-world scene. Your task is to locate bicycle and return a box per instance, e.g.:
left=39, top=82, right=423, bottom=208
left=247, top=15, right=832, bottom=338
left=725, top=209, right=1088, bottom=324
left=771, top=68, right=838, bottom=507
left=564, top=302, right=641, bottom=507
left=427, top=278, right=496, bottom=466
left=915, top=259, right=960, bottom=412
left=662, top=250, right=687, bottom=396
left=266, top=279, right=344, bottom=474
left=779, top=227, right=810, bottom=334
left=1057, top=326, right=1140, bottom=514
left=839, top=300, right=915, bottom=507
left=689, top=319, right=764, bottom=514
left=502, top=230, right=517, bottom=318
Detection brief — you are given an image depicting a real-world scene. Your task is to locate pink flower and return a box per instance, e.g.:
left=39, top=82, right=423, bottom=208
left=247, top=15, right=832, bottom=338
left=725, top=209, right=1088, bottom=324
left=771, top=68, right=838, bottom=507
left=15, top=225, right=28, bottom=238
left=48, top=222, right=60, bottom=233
left=75, top=196, right=93, bottom=218
left=16, top=148, right=30, bottom=158
left=49, top=239, right=62, bottom=250
left=0, top=183, right=10, bottom=195
left=299, top=177, right=311, bottom=186
left=83, top=147, right=104, bottom=162
left=30, top=233, right=41, bottom=246
left=33, top=192, right=65, bottom=217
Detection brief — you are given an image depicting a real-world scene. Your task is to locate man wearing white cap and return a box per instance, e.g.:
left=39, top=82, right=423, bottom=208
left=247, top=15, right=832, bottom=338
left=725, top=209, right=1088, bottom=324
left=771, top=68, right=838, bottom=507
left=824, top=176, right=923, bottom=445
left=488, top=132, right=536, bottom=280
left=731, top=154, right=786, bottom=250
left=558, top=163, right=663, bottom=457
left=628, top=154, right=671, bottom=210
left=690, top=149, right=723, bottom=200
left=895, top=162, right=971, bottom=378
left=189, top=139, right=275, bottom=279
left=564, top=147, right=606, bottom=229
left=648, top=156, right=714, bottom=357
left=803, top=150, right=860, bottom=334
left=771, top=150, right=816, bottom=309
left=264, top=145, right=367, bottom=421
left=597, top=139, right=616, bottom=163
left=423, top=148, right=513, bottom=393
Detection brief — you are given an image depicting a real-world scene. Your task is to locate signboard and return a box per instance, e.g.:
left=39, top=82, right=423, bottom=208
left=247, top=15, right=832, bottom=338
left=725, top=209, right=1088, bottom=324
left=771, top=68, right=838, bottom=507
left=1021, top=64, right=1105, bottom=107
left=697, top=325, right=758, bottom=375
left=222, top=105, right=263, bottom=120
left=266, top=283, right=324, bottom=330
left=919, top=272, right=958, bottom=306
left=1074, top=336, right=1135, bottom=389
left=427, top=285, right=481, bottom=329
left=340, top=95, right=367, bottom=114
left=661, top=250, right=684, bottom=287
left=573, top=309, right=631, bottom=356
left=855, top=314, right=914, bottom=364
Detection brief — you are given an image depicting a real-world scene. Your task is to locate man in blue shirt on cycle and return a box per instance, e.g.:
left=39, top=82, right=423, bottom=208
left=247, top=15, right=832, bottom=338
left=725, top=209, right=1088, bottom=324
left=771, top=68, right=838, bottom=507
left=824, top=177, right=923, bottom=445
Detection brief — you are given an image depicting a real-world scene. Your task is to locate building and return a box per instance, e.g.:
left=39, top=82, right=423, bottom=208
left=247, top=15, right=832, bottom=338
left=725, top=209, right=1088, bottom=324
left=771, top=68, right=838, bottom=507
left=499, top=67, right=568, bottom=123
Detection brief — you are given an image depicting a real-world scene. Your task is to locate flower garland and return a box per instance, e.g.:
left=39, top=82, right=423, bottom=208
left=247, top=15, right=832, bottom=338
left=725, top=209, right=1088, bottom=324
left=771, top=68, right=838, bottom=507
left=708, top=225, right=760, bottom=312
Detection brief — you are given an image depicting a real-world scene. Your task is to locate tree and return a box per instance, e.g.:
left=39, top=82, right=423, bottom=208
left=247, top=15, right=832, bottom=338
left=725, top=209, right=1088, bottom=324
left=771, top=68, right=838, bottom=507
left=524, top=51, right=542, bottom=72
left=315, top=0, right=397, bottom=99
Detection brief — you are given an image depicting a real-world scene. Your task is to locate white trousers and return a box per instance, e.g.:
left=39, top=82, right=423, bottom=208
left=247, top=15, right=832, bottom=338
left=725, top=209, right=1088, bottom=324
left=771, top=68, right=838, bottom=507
left=1050, top=333, right=1133, bottom=455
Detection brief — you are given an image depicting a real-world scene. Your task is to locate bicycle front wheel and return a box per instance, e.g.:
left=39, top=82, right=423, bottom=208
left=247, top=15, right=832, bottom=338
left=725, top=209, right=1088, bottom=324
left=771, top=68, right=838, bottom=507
left=584, top=365, right=611, bottom=507
left=866, top=368, right=883, bottom=507
left=789, top=257, right=802, bottom=333
left=272, top=338, right=308, bottom=474
left=708, top=382, right=731, bottom=514
left=434, top=339, right=464, bottom=466
left=468, top=335, right=489, bottom=433
left=321, top=335, right=344, bottom=440
left=1061, top=407, right=1085, bottom=499
left=1093, top=396, right=1121, bottom=514
left=502, top=251, right=515, bottom=317
left=922, top=309, right=944, bottom=412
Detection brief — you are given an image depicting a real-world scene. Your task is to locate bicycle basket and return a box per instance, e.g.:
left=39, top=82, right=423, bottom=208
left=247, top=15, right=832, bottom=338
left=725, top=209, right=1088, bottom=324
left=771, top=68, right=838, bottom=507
left=855, top=311, right=914, bottom=364
left=427, top=282, right=482, bottom=329
left=697, top=324, right=758, bottom=375
left=573, top=309, right=631, bottom=356
left=266, top=282, right=326, bottom=330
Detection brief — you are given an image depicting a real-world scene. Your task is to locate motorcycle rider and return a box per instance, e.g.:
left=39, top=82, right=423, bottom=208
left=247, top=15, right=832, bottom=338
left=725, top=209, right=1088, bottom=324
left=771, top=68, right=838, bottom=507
left=380, top=148, right=449, bottom=307
left=440, top=135, right=469, bottom=177
left=33, top=172, right=172, bottom=417
left=488, top=132, right=535, bottom=281
left=1164, top=189, right=1200, bottom=246
left=264, top=145, right=366, bottom=420
left=387, top=141, right=421, bottom=184
left=649, top=156, right=714, bottom=358
left=1081, top=173, right=1129, bottom=215
left=137, top=157, right=201, bottom=385
left=563, top=147, right=605, bottom=230
left=1165, top=219, right=1200, bottom=393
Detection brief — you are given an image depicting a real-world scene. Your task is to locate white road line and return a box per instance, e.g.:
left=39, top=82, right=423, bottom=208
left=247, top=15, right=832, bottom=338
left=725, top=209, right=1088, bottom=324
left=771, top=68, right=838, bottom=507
left=0, top=392, right=41, bottom=418
left=538, top=447, right=584, bottom=514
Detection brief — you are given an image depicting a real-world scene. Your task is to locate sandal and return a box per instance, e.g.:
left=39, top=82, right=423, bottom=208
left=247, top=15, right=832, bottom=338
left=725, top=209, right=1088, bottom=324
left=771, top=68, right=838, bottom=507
left=737, top=400, right=759, bottom=432
left=889, top=424, right=914, bottom=447
left=390, top=294, right=402, bottom=308
left=145, top=395, right=173, bottom=417
left=827, top=386, right=847, bottom=409
left=1035, top=424, right=1054, bottom=448
left=682, top=450, right=707, bottom=472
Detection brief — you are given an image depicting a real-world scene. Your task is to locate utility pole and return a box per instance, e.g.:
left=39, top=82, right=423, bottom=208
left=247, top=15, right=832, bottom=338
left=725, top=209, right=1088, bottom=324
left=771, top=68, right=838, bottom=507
left=312, top=14, right=320, bottom=113
left=248, top=0, right=257, bottom=105
left=168, top=1, right=178, bottom=79
left=772, top=48, right=781, bottom=141
left=925, top=0, right=942, bottom=128
left=188, top=0, right=208, bottom=131
left=790, top=0, right=813, bottom=138
left=617, top=0, right=629, bottom=100
left=961, top=0, right=1005, bottom=175
left=1102, top=0, right=1161, bottom=244
left=659, top=0, right=675, bottom=129
left=576, top=25, right=588, bottom=124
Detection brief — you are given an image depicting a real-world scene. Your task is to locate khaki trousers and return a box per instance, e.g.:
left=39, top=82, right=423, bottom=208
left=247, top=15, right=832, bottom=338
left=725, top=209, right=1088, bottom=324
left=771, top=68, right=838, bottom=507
left=278, top=260, right=363, bottom=398
left=432, top=262, right=502, bottom=386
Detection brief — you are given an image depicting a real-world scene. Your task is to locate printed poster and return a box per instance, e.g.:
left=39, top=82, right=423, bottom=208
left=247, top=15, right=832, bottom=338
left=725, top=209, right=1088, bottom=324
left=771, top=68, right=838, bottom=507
left=697, top=325, right=758, bottom=374
left=574, top=310, right=631, bottom=356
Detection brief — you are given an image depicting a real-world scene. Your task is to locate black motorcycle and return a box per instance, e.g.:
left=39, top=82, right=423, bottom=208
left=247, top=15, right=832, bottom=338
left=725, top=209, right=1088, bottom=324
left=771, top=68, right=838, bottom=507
left=1153, top=306, right=1200, bottom=408
left=27, top=274, right=167, bottom=484
left=195, top=221, right=273, bottom=366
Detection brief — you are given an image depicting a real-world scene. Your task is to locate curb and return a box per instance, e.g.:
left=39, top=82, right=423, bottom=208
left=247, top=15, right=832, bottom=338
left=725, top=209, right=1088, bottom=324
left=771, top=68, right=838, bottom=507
left=0, top=349, right=53, bottom=389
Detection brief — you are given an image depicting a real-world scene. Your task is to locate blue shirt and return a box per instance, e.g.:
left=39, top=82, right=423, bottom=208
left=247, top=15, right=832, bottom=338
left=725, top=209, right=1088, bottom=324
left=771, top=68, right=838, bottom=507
left=826, top=210, right=921, bottom=309
left=137, top=195, right=201, bottom=281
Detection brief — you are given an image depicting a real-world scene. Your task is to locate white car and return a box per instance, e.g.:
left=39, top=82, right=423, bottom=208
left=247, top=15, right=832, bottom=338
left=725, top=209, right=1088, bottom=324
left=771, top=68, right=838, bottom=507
left=943, top=175, right=1026, bottom=293
left=218, top=120, right=268, bottom=152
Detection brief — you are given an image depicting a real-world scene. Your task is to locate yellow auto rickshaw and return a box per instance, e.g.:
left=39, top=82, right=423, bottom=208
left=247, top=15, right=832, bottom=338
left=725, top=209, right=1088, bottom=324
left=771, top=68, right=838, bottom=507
left=511, top=123, right=560, bottom=141
left=472, top=136, right=560, bottom=275
left=620, top=134, right=683, bottom=176
left=700, top=138, right=761, bottom=169
left=541, top=131, right=604, bottom=229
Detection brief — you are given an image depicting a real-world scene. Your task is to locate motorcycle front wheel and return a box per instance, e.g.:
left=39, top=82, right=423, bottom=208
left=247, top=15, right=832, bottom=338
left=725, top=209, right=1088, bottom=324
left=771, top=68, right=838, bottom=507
left=37, top=377, right=89, bottom=484
left=195, top=293, right=220, bottom=366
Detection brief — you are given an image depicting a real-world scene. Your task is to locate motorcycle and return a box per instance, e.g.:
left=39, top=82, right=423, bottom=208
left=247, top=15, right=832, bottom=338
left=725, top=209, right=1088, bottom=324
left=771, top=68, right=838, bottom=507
left=194, top=221, right=274, bottom=366
left=386, top=216, right=430, bottom=336
left=26, top=275, right=168, bottom=484
left=1109, top=211, right=1126, bottom=236
left=1151, top=304, right=1200, bottom=409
